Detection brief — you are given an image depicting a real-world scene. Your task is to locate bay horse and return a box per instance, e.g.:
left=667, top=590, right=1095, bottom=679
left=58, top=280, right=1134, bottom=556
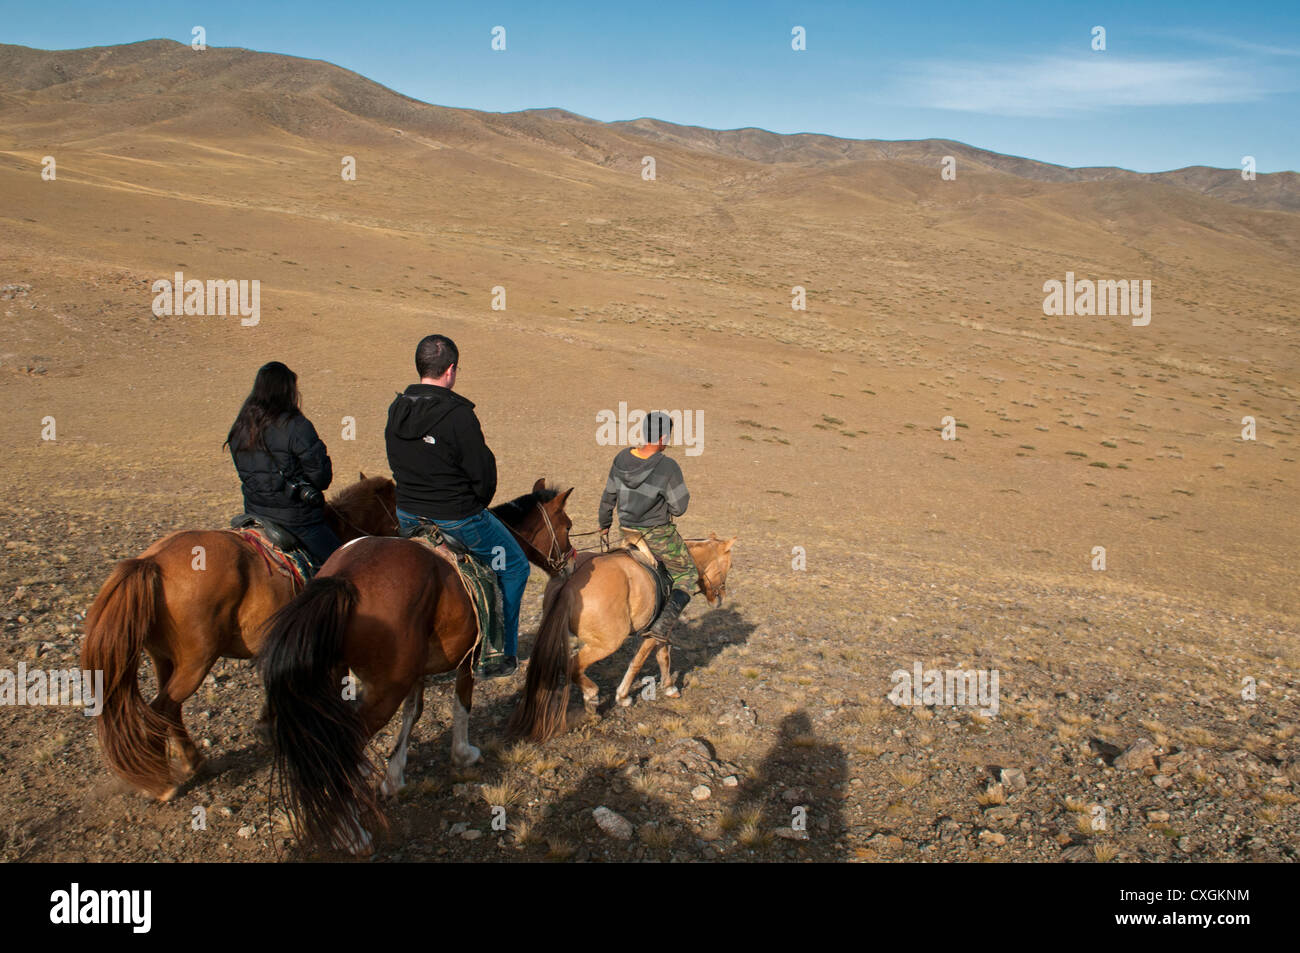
left=509, top=533, right=737, bottom=743
left=258, top=479, right=574, bottom=853
left=81, top=473, right=399, bottom=801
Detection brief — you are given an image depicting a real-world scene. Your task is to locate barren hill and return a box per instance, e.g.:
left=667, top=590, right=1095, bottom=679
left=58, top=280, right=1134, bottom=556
left=2, top=40, right=1296, bottom=209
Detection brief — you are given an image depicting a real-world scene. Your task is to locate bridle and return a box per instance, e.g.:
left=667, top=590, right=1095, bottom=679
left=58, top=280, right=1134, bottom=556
left=508, top=502, right=574, bottom=577
left=684, top=537, right=728, bottom=604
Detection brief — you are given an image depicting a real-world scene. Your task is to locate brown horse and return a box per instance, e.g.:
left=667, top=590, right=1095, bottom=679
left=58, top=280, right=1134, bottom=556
left=509, top=533, right=737, bottom=743
left=81, top=474, right=400, bottom=801
left=258, top=480, right=574, bottom=853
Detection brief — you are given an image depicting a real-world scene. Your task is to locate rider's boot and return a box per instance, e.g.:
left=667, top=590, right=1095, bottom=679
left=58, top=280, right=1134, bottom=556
left=649, top=589, right=691, bottom=643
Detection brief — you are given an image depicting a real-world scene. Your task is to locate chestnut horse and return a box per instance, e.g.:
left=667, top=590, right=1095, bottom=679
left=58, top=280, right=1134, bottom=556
left=259, top=480, right=573, bottom=852
left=81, top=474, right=399, bottom=801
left=509, top=533, right=737, bottom=743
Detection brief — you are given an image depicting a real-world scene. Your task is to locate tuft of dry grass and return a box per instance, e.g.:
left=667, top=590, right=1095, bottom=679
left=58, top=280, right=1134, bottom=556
left=512, top=815, right=545, bottom=847
left=1181, top=725, right=1219, bottom=748
left=545, top=839, right=575, bottom=861
left=481, top=780, right=522, bottom=807
left=631, top=772, right=663, bottom=798
left=737, top=821, right=772, bottom=848
left=527, top=755, right=561, bottom=777
left=502, top=742, right=540, bottom=768
left=719, top=806, right=761, bottom=832
left=640, top=824, right=677, bottom=849
left=890, top=768, right=923, bottom=789
left=591, top=742, right=627, bottom=770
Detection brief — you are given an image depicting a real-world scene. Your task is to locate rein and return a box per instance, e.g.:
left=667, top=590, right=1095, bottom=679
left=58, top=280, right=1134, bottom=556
left=568, top=528, right=606, bottom=553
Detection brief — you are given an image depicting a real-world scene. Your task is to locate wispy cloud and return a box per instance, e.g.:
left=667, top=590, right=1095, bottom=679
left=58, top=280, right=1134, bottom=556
left=894, top=55, right=1283, bottom=116
left=1157, top=29, right=1300, bottom=59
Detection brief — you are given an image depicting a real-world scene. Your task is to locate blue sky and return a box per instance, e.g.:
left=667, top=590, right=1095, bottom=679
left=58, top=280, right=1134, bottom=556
left=5, top=0, right=1298, bottom=172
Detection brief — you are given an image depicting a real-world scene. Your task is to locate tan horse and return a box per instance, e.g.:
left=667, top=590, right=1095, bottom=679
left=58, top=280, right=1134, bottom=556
left=259, top=481, right=574, bottom=853
left=510, top=533, right=737, bottom=743
left=81, top=474, right=399, bottom=801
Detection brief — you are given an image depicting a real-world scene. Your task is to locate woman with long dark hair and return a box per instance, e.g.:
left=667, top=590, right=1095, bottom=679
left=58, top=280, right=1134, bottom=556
left=225, top=361, right=340, bottom=566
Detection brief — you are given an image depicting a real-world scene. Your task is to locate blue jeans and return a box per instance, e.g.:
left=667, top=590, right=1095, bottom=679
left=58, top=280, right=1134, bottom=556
left=398, top=507, right=529, bottom=656
left=285, top=520, right=341, bottom=567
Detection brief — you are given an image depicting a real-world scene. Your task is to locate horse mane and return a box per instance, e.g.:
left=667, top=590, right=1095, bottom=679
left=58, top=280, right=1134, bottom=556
left=329, top=475, right=393, bottom=513
left=491, top=484, right=558, bottom=527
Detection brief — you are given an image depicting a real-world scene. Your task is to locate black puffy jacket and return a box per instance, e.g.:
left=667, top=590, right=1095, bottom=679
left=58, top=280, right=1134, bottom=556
left=385, top=384, right=497, bottom=520
left=230, top=413, right=333, bottom=528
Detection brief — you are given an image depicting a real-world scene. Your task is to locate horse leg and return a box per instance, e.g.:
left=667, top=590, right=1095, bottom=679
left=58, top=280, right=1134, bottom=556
left=451, top=664, right=481, bottom=768
left=572, top=645, right=607, bottom=715
left=655, top=640, right=678, bottom=697
left=381, top=678, right=425, bottom=797
left=614, top=637, right=659, bottom=707
left=150, top=652, right=215, bottom=800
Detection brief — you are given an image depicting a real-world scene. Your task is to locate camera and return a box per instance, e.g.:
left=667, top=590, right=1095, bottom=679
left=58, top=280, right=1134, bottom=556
left=284, top=475, right=324, bottom=507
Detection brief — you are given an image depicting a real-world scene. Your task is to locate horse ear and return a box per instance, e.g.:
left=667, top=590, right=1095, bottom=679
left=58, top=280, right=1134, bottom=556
left=709, top=531, right=719, bottom=540
left=724, top=536, right=736, bottom=551
left=359, top=471, right=367, bottom=481
left=558, top=487, right=573, bottom=506
left=533, top=478, right=546, bottom=493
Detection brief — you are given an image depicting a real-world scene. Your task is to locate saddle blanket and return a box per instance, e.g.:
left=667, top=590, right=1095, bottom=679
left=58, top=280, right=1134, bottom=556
left=229, top=527, right=312, bottom=592
left=409, top=532, right=505, bottom=675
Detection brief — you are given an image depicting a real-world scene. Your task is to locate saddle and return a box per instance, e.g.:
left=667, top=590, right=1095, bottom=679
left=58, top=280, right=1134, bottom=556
left=611, top=532, right=673, bottom=637
left=403, top=521, right=506, bottom=675
left=230, top=513, right=302, bottom=551
left=227, top=514, right=314, bottom=588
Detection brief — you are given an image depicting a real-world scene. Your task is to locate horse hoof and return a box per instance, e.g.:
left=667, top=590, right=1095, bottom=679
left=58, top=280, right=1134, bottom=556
left=663, top=685, right=680, bottom=698
left=616, top=695, right=632, bottom=708
left=452, top=745, right=481, bottom=768
left=158, top=785, right=180, bottom=803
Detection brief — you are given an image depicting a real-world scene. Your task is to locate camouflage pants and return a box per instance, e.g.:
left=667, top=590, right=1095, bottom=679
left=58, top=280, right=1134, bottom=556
left=622, top=524, right=699, bottom=593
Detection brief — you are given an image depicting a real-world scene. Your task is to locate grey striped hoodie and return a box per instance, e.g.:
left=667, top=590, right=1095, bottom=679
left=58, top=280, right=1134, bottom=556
left=598, top=447, right=690, bottom=529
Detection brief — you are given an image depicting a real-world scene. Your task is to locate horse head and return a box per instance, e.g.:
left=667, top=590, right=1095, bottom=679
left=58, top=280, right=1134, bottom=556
left=689, top=533, right=737, bottom=607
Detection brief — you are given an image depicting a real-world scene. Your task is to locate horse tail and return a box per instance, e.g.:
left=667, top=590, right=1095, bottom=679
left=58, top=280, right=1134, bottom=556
left=258, top=576, right=382, bottom=849
left=509, top=581, right=575, bottom=743
left=82, top=557, right=175, bottom=797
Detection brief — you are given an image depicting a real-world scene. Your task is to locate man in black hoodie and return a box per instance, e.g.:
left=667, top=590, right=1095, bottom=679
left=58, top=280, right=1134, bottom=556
left=598, top=411, right=698, bottom=642
left=385, top=334, right=528, bottom=677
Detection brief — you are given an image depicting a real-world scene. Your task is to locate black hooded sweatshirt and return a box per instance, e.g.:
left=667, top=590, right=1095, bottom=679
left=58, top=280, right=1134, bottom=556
left=385, top=384, right=497, bottom=520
